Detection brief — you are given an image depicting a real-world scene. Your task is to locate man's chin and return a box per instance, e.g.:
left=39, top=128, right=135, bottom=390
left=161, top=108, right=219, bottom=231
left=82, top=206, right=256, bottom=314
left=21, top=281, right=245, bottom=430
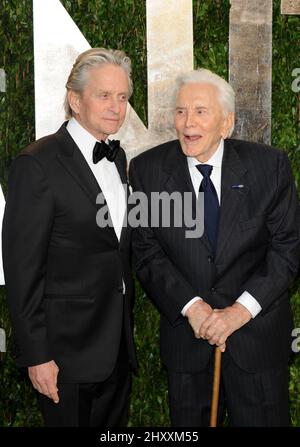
left=105, top=126, right=122, bottom=136
left=180, top=143, right=203, bottom=158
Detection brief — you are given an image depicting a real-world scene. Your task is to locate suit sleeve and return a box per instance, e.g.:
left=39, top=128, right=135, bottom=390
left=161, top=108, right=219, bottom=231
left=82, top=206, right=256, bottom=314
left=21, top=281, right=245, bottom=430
left=243, top=151, right=300, bottom=311
left=2, top=154, right=55, bottom=367
left=129, top=159, right=197, bottom=326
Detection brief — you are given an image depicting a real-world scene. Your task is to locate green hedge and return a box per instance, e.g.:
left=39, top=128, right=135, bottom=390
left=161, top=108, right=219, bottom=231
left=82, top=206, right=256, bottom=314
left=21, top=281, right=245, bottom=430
left=0, top=0, right=299, bottom=426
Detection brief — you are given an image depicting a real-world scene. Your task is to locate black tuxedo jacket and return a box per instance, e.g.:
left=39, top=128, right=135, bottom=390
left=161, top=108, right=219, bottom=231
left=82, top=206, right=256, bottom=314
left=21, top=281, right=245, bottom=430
left=2, top=123, right=137, bottom=383
left=129, top=139, right=300, bottom=373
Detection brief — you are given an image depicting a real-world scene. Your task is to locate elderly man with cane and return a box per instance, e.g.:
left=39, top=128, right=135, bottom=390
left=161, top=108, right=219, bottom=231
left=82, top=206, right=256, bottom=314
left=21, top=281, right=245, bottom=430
left=129, top=68, right=300, bottom=427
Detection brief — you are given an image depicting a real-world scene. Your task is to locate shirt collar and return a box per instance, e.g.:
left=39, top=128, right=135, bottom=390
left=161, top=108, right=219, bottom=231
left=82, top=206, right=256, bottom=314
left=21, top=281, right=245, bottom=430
left=187, top=138, right=224, bottom=170
left=66, top=117, right=98, bottom=163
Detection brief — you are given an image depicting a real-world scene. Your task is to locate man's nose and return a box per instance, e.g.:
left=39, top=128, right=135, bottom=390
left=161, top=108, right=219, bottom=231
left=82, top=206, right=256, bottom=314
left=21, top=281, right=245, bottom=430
left=185, top=112, right=196, bottom=127
left=109, top=97, right=121, bottom=114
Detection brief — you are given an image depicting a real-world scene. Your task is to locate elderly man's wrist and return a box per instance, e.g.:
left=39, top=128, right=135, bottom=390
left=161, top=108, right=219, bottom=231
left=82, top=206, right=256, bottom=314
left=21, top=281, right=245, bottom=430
left=185, top=300, right=204, bottom=318
left=231, top=302, right=252, bottom=324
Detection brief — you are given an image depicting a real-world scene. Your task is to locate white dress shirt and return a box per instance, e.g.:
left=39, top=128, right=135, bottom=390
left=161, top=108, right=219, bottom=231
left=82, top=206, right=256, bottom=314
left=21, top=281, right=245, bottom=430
left=66, top=118, right=126, bottom=241
left=181, top=138, right=262, bottom=318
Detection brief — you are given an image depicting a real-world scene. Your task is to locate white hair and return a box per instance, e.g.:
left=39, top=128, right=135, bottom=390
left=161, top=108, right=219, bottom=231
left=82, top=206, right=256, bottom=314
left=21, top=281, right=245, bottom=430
left=64, top=48, right=133, bottom=119
left=174, top=68, right=235, bottom=136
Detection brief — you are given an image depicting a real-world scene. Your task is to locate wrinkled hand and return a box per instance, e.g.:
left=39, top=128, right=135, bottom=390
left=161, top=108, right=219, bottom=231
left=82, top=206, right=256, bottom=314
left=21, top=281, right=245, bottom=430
left=28, top=360, right=59, bottom=403
left=186, top=301, right=227, bottom=351
left=200, top=302, right=252, bottom=350
left=185, top=300, right=213, bottom=338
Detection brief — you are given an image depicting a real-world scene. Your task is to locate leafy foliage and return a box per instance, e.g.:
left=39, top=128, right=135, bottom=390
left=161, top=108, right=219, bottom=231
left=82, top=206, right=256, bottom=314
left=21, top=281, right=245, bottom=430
left=0, top=0, right=299, bottom=427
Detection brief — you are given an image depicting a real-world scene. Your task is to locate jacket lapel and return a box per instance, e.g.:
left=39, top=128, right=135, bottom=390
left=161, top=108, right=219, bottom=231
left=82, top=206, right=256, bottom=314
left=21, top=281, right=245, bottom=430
left=114, top=148, right=130, bottom=248
left=163, top=143, right=194, bottom=197
left=162, top=141, right=211, bottom=251
left=55, top=123, right=102, bottom=208
left=216, top=139, right=249, bottom=259
left=114, top=148, right=128, bottom=185
left=55, top=123, right=120, bottom=245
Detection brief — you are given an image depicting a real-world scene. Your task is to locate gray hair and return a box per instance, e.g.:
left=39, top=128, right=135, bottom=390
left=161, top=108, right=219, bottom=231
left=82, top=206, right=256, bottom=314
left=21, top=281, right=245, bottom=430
left=174, top=68, right=235, bottom=136
left=64, top=47, right=133, bottom=119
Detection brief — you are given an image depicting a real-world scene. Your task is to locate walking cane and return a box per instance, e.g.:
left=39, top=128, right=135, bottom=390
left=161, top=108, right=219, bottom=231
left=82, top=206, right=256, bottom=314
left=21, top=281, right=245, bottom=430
left=209, top=346, right=222, bottom=427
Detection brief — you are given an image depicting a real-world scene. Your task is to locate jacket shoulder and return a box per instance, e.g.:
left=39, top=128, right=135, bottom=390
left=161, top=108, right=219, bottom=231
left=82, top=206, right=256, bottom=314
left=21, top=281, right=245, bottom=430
left=21, top=132, right=60, bottom=165
left=227, top=138, right=286, bottom=160
left=131, top=140, right=179, bottom=167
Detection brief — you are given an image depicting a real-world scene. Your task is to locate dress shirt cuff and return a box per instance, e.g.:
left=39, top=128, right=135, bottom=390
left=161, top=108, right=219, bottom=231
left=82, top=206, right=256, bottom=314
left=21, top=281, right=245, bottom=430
left=236, top=291, right=262, bottom=318
left=181, top=297, right=203, bottom=316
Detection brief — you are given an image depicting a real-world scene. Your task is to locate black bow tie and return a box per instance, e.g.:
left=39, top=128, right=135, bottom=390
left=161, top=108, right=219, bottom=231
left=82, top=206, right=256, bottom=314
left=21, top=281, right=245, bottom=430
left=93, top=139, right=120, bottom=164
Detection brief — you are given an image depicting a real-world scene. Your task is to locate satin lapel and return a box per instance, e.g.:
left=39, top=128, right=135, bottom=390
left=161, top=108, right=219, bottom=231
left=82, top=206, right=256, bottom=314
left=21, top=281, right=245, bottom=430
left=55, top=124, right=101, bottom=208
left=216, top=140, right=248, bottom=260
left=114, top=149, right=130, bottom=248
left=163, top=141, right=211, bottom=251
left=114, top=149, right=128, bottom=185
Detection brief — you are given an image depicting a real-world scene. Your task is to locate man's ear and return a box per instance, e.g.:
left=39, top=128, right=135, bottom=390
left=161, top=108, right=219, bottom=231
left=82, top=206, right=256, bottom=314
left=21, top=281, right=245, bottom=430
left=221, top=112, right=235, bottom=139
left=67, top=90, right=81, bottom=115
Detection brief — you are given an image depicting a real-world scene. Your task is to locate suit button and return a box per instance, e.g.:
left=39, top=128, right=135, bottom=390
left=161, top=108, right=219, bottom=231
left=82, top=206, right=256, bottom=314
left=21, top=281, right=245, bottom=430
left=210, top=287, right=217, bottom=294
left=208, top=256, right=214, bottom=263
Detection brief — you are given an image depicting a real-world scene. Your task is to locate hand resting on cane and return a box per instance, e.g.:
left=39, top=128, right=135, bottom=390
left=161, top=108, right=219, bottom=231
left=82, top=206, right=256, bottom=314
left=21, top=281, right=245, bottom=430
left=200, top=302, right=252, bottom=349
left=185, top=300, right=226, bottom=351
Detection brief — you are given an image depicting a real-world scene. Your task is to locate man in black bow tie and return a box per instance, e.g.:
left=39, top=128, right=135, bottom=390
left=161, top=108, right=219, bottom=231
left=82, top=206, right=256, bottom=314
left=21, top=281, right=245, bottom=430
left=129, top=68, right=300, bottom=426
left=2, top=48, right=136, bottom=427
